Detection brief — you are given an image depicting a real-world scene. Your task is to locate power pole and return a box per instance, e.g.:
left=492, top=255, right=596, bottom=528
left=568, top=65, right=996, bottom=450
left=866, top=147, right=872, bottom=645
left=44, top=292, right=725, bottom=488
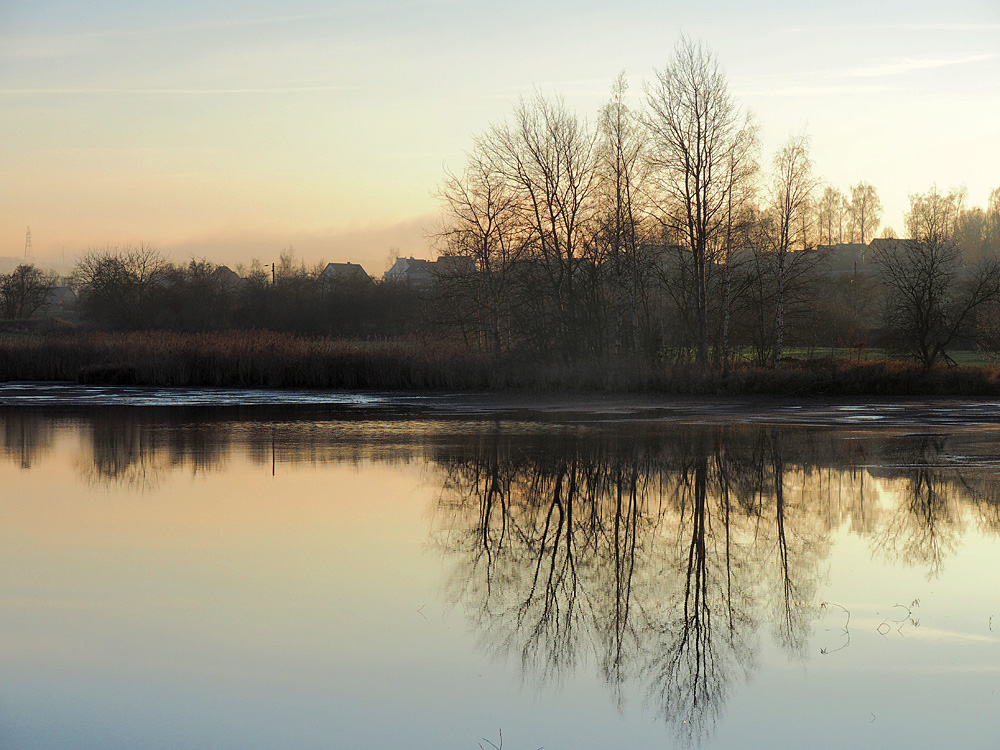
left=24, top=227, right=33, bottom=261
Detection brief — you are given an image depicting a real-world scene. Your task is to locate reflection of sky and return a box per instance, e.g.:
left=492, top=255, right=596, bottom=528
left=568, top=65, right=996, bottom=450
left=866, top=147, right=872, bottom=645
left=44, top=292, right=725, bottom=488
left=0, top=420, right=999, bottom=748
left=716, top=529, right=1000, bottom=749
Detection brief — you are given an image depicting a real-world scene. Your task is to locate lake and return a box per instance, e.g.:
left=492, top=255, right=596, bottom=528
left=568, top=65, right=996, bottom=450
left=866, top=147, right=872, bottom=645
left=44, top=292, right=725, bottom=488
left=1, top=391, right=999, bottom=749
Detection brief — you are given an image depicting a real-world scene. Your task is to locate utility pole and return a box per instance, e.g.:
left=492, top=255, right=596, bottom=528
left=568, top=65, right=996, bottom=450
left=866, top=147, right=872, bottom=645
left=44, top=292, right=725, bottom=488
left=272, top=262, right=276, bottom=285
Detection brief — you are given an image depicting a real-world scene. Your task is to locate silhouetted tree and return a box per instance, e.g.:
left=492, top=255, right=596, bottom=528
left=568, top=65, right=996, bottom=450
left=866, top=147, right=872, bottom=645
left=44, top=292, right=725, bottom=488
left=644, top=37, right=755, bottom=366
left=0, top=264, right=57, bottom=319
left=848, top=182, right=882, bottom=245
left=767, top=132, right=816, bottom=368
left=72, top=244, right=168, bottom=329
left=872, top=238, right=1000, bottom=367
left=480, top=91, right=599, bottom=357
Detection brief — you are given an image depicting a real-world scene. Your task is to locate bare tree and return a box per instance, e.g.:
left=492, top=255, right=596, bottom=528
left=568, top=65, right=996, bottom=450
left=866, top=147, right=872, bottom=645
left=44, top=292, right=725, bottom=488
left=597, top=72, right=651, bottom=356
left=816, top=186, right=847, bottom=245
left=437, top=145, right=524, bottom=356
left=873, top=238, right=1000, bottom=368
left=482, top=92, right=599, bottom=356
left=989, top=186, right=1000, bottom=239
left=72, top=244, right=168, bottom=329
left=905, top=184, right=964, bottom=243
left=848, top=182, right=882, bottom=245
left=719, top=122, right=760, bottom=373
left=0, top=264, right=57, bottom=320
left=644, top=37, right=752, bottom=366
left=768, top=132, right=816, bottom=369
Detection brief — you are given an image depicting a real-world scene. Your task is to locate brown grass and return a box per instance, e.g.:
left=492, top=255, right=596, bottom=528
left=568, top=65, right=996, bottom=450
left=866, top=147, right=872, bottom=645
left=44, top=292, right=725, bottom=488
left=3, top=330, right=1000, bottom=395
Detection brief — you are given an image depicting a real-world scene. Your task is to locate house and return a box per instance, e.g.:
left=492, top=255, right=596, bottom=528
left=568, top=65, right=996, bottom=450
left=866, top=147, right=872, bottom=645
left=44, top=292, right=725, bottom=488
left=319, top=262, right=374, bottom=286
left=383, top=256, right=475, bottom=287
left=210, top=265, right=246, bottom=291
left=816, top=243, right=868, bottom=275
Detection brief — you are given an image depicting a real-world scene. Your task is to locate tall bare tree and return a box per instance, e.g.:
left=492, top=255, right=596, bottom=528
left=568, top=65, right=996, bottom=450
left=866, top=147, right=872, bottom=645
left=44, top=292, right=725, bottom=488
left=816, top=186, right=847, bottom=245
left=597, top=72, right=650, bottom=355
left=848, top=182, right=882, bottom=245
left=437, top=146, right=524, bottom=356
left=644, top=37, right=752, bottom=366
left=769, top=133, right=816, bottom=369
left=482, top=92, right=599, bottom=355
left=905, top=184, right=964, bottom=243
left=719, top=121, right=760, bottom=373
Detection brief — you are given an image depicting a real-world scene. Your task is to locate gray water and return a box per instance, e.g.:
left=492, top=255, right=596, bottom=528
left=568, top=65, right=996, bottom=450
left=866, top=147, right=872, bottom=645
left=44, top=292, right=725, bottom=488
left=1, top=392, right=999, bottom=749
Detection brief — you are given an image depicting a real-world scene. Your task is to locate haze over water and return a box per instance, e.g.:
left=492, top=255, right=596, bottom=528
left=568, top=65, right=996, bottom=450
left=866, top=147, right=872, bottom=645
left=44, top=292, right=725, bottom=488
left=1, top=406, right=999, bottom=748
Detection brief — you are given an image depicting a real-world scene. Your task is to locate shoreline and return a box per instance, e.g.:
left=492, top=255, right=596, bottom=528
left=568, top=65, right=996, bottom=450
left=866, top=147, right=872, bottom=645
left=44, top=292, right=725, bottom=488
left=3, top=381, right=1000, bottom=427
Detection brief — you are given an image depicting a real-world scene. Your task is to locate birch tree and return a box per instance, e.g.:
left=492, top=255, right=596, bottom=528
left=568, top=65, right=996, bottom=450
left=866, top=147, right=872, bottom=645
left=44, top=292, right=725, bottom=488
left=769, top=133, right=816, bottom=369
left=644, top=37, right=752, bottom=366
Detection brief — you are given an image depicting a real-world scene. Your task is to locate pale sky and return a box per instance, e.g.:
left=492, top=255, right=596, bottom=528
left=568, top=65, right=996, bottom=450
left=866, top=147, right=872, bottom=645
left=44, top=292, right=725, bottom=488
left=2, top=0, right=998, bottom=274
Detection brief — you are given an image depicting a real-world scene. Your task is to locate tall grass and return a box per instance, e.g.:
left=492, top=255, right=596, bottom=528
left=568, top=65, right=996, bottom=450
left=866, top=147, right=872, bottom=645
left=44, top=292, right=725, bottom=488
left=3, top=330, right=1000, bottom=395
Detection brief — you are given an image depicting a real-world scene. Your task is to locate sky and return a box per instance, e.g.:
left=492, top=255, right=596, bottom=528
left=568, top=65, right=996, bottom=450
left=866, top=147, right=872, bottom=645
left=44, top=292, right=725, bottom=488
left=1, top=0, right=998, bottom=275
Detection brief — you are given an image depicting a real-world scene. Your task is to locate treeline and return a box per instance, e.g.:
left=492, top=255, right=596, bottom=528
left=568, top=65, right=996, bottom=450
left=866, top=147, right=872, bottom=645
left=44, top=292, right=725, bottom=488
left=434, top=38, right=1000, bottom=369
left=8, top=38, right=1000, bottom=377
left=67, top=247, right=423, bottom=337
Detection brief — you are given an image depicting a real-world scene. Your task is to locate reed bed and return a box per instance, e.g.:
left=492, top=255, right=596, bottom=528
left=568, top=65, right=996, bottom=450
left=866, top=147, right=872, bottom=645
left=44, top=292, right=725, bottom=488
left=3, top=330, right=1000, bottom=395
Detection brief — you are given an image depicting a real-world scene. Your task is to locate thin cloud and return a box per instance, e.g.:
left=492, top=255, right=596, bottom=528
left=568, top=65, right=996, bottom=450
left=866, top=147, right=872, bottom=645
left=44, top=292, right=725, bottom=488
left=0, top=0, right=462, bottom=58
left=890, top=22, right=1000, bottom=31
left=773, top=22, right=1000, bottom=35
left=840, top=53, right=998, bottom=78
left=738, top=84, right=911, bottom=98
left=0, top=86, right=357, bottom=95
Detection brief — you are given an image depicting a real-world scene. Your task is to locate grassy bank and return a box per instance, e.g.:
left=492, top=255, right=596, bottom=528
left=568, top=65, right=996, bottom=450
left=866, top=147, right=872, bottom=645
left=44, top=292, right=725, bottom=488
left=3, top=330, right=1000, bottom=395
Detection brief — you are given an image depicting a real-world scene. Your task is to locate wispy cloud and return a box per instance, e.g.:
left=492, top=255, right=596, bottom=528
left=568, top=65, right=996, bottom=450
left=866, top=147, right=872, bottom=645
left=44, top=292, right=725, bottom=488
left=0, top=0, right=462, bottom=58
left=0, top=86, right=357, bottom=95
left=738, top=84, right=911, bottom=98
left=890, top=22, right=1000, bottom=32
left=840, top=53, right=998, bottom=78
left=773, top=22, right=1000, bottom=35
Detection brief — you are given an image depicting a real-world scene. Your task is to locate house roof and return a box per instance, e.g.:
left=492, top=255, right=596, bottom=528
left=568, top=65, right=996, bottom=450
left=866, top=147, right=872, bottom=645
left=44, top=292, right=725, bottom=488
left=320, top=262, right=374, bottom=285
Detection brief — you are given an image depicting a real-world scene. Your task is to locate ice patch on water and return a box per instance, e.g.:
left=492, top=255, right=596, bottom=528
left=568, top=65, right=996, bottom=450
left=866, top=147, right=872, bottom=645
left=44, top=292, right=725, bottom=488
left=0, top=382, right=388, bottom=407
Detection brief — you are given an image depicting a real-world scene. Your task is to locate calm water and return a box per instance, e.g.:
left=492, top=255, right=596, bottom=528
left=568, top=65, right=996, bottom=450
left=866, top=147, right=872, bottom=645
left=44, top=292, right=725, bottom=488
left=2, top=401, right=999, bottom=749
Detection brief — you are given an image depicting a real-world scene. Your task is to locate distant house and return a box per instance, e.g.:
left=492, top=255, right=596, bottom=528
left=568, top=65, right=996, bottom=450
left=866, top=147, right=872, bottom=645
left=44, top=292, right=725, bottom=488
left=867, top=238, right=903, bottom=256
left=383, top=256, right=475, bottom=287
left=816, top=243, right=868, bottom=275
left=319, top=262, right=374, bottom=286
left=211, top=265, right=246, bottom=291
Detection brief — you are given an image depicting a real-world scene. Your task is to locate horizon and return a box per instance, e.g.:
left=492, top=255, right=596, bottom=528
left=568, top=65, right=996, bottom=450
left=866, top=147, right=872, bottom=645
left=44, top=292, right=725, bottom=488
left=2, top=0, right=998, bottom=273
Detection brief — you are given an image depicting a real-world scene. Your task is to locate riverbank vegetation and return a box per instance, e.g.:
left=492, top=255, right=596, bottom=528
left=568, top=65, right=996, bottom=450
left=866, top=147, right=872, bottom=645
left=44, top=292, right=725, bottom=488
left=3, top=37, right=1000, bottom=395
left=5, top=330, right=1000, bottom=395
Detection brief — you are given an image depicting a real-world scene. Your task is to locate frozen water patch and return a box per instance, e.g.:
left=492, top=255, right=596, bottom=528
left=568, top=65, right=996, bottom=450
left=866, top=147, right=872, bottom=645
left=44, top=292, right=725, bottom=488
left=0, top=382, right=391, bottom=408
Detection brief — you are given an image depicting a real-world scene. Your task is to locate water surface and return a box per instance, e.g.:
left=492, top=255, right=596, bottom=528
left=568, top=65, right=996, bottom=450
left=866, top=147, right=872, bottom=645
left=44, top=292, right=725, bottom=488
left=1, top=401, right=999, bottom=749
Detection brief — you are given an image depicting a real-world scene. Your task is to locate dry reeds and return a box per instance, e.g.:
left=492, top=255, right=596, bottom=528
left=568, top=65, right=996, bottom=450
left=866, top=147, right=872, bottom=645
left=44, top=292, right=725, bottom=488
left=3, top=330, right=1000, bottom=395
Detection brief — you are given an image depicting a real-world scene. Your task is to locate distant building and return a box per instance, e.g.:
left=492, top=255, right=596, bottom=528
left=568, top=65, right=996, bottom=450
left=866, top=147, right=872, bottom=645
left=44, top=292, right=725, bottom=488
left=319, top=262, right=374, bottom=286
left=867, top=238, right=904, bottom=256
left=383, top=256, right=475, bottom=287
left=816, top=243, right=868, bottom=275
left=211, top=265, right=246, bottom=291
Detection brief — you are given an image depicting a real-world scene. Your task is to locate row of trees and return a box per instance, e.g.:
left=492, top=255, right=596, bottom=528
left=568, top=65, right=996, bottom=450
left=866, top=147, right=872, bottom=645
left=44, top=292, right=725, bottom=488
left=69, top=246, right=423, bottom=336
left=436, top=36, right=1000, bottom=369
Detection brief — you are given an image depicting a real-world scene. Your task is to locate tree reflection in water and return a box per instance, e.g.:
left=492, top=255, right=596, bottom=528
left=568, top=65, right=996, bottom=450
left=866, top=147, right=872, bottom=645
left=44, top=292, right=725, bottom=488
left=3, top=410, right=1000, bottom=743
left=430, top=424, right=1000, bottom=743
